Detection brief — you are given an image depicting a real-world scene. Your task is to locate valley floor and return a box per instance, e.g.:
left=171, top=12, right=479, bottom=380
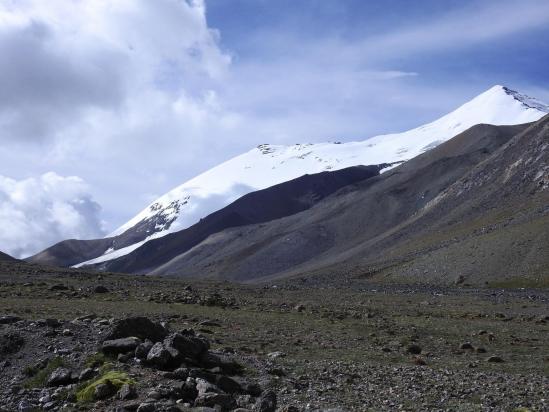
left=0, top=262, right=547, bottom=411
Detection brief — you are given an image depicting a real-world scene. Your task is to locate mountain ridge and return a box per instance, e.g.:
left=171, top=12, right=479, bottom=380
left=27, top=85, right=549, bottom=270
left=142, top=120, right=528, bottom=281
left=80, top=165, right=386, bottom=272
left=0, top=251, right=17, bottom=262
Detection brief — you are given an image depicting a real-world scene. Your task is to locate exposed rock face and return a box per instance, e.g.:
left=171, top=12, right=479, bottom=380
left=102, top=337, right=142, bottom=355
left=133, top=118, right=549, bottom=286
left=28, top=165, right=384, bottom=273
left=104, top=317, right=167, bottom=342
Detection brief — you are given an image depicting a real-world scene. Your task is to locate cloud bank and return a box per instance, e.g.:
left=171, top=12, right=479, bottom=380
left=0, top=0, right=238, bottom=252
left=0, top=173, right=104, bottom=258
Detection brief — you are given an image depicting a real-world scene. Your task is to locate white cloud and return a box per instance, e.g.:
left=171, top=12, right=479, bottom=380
left=0, top=172, right=104, bottom=258
left=0, top=0, right=231, bottom=144
left=351, top=0, right=549, bottom=61
left=0, top=0, right=239, bottom=231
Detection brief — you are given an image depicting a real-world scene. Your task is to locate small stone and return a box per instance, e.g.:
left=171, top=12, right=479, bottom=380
left=146, top=342, right=171, bottom=369
left=42, top=401, right=57, bottom=410
left=294, top=304, right=305, bottom=312
left=278, top=407, right=299, bottom=412
left=406, top=344, right=422, bottom=355
left=39, top=395, right=51, bottom=404
left=135, top=340, right=154, bottom=360
left=179, top=379, right=198, bottom=400
left=0, top=332, right=25, bottom=354
left=118, top=383, right=137, bottom=400
left=46, top=367, right=74, bottom=387
left=486, top=355, right=504, bottom=363
left=94, top=381, right=116, bottom=400
left=137, top=402, right=157, bottom=412
left=121, top=401, right=140, bottom=411
left=196, top=378, right=221, bottom=395
left=146, top=390, right=162, bottom=400
left=476, top=347, right=487, bottom=353
left=199, top=320, right=222, bottom=327
left=254, top=390, right=277, bottom=412
left=267, top=351, right=286, bottom=359
left=215, top=375, right=243, bottom=394
left=195, top=393, right=236, bottom=409
left=118, top=353, right=132, bottom=363
left=79, top=368, right=96, bottom=381
left=164, top=332, right=209, bottom=365
left=18, top=400, right=36, bottom=412
left=460, top=342, right=474, bottom=350
left=173, top=367, right=189, bottom=380
left=0, top=315, right=21, bottom=324
left=200, top=351, right=241, bottom=374
left=48, top=284, right=68, bottom=291
left=412, top=356, right=427, bottom=366
left=45, top=319, right=61, bottom=328
left=93, top=285, right=109, bottom=293
left=62, top=329, right=72, bottom=336
left=102, top=337, right=142, bottom=355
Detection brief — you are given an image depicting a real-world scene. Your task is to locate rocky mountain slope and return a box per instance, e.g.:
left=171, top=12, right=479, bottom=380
left=82, top=165, right=385, bottom=273
left=28, top=85, right=549, bottom=269
left=0, top=251, right=16, bottom=262
left=139, top=117, right=549, bottom=285
left=28, top=166, right=384, bottom=268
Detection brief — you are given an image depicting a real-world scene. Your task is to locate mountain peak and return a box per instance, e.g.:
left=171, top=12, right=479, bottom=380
left=53, top=85, right=548, bottom=269
left=500, top=86, right=549, bottom=112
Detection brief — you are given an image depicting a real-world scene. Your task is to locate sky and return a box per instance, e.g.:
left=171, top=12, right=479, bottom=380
left=0, top=0, right=549, bottom=258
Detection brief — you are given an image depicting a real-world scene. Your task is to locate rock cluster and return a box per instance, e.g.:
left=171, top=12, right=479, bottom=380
left=2, top=315, right=278, bottom=411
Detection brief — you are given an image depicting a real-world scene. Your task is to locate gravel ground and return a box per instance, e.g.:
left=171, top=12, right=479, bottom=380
left=0, top=264, right=547, bottom=411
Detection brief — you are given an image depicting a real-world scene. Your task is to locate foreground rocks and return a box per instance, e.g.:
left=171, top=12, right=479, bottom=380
left=0, top=315, right=280, bottom=412
left=0, top=269, right=548, bottom=411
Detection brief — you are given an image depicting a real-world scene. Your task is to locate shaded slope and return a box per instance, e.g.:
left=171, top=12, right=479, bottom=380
left=147, top=121, right=545, bottom=284
left=27, top=238, right=113, bottom=267
left=357, top=114, right=549, bottom=285
left=0, top=251, right=17, bottom=262
left=87, top=165, right=386, bottom=273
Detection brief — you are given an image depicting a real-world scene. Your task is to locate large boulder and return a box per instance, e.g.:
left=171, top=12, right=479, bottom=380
left=135, top=340, right=154, bottom=360
left=146, top=342, right=171, bottom=370
left=104, top=317, right=167, bottom=342
left=164, top=332, right=209, bottom=364
left=102, top=337, right=142, bottom=355
left=200, top=351, right=242, bottom=375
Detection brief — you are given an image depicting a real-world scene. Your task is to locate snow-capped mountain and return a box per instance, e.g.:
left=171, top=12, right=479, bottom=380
left=71, top=85, right=548, bottom=267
